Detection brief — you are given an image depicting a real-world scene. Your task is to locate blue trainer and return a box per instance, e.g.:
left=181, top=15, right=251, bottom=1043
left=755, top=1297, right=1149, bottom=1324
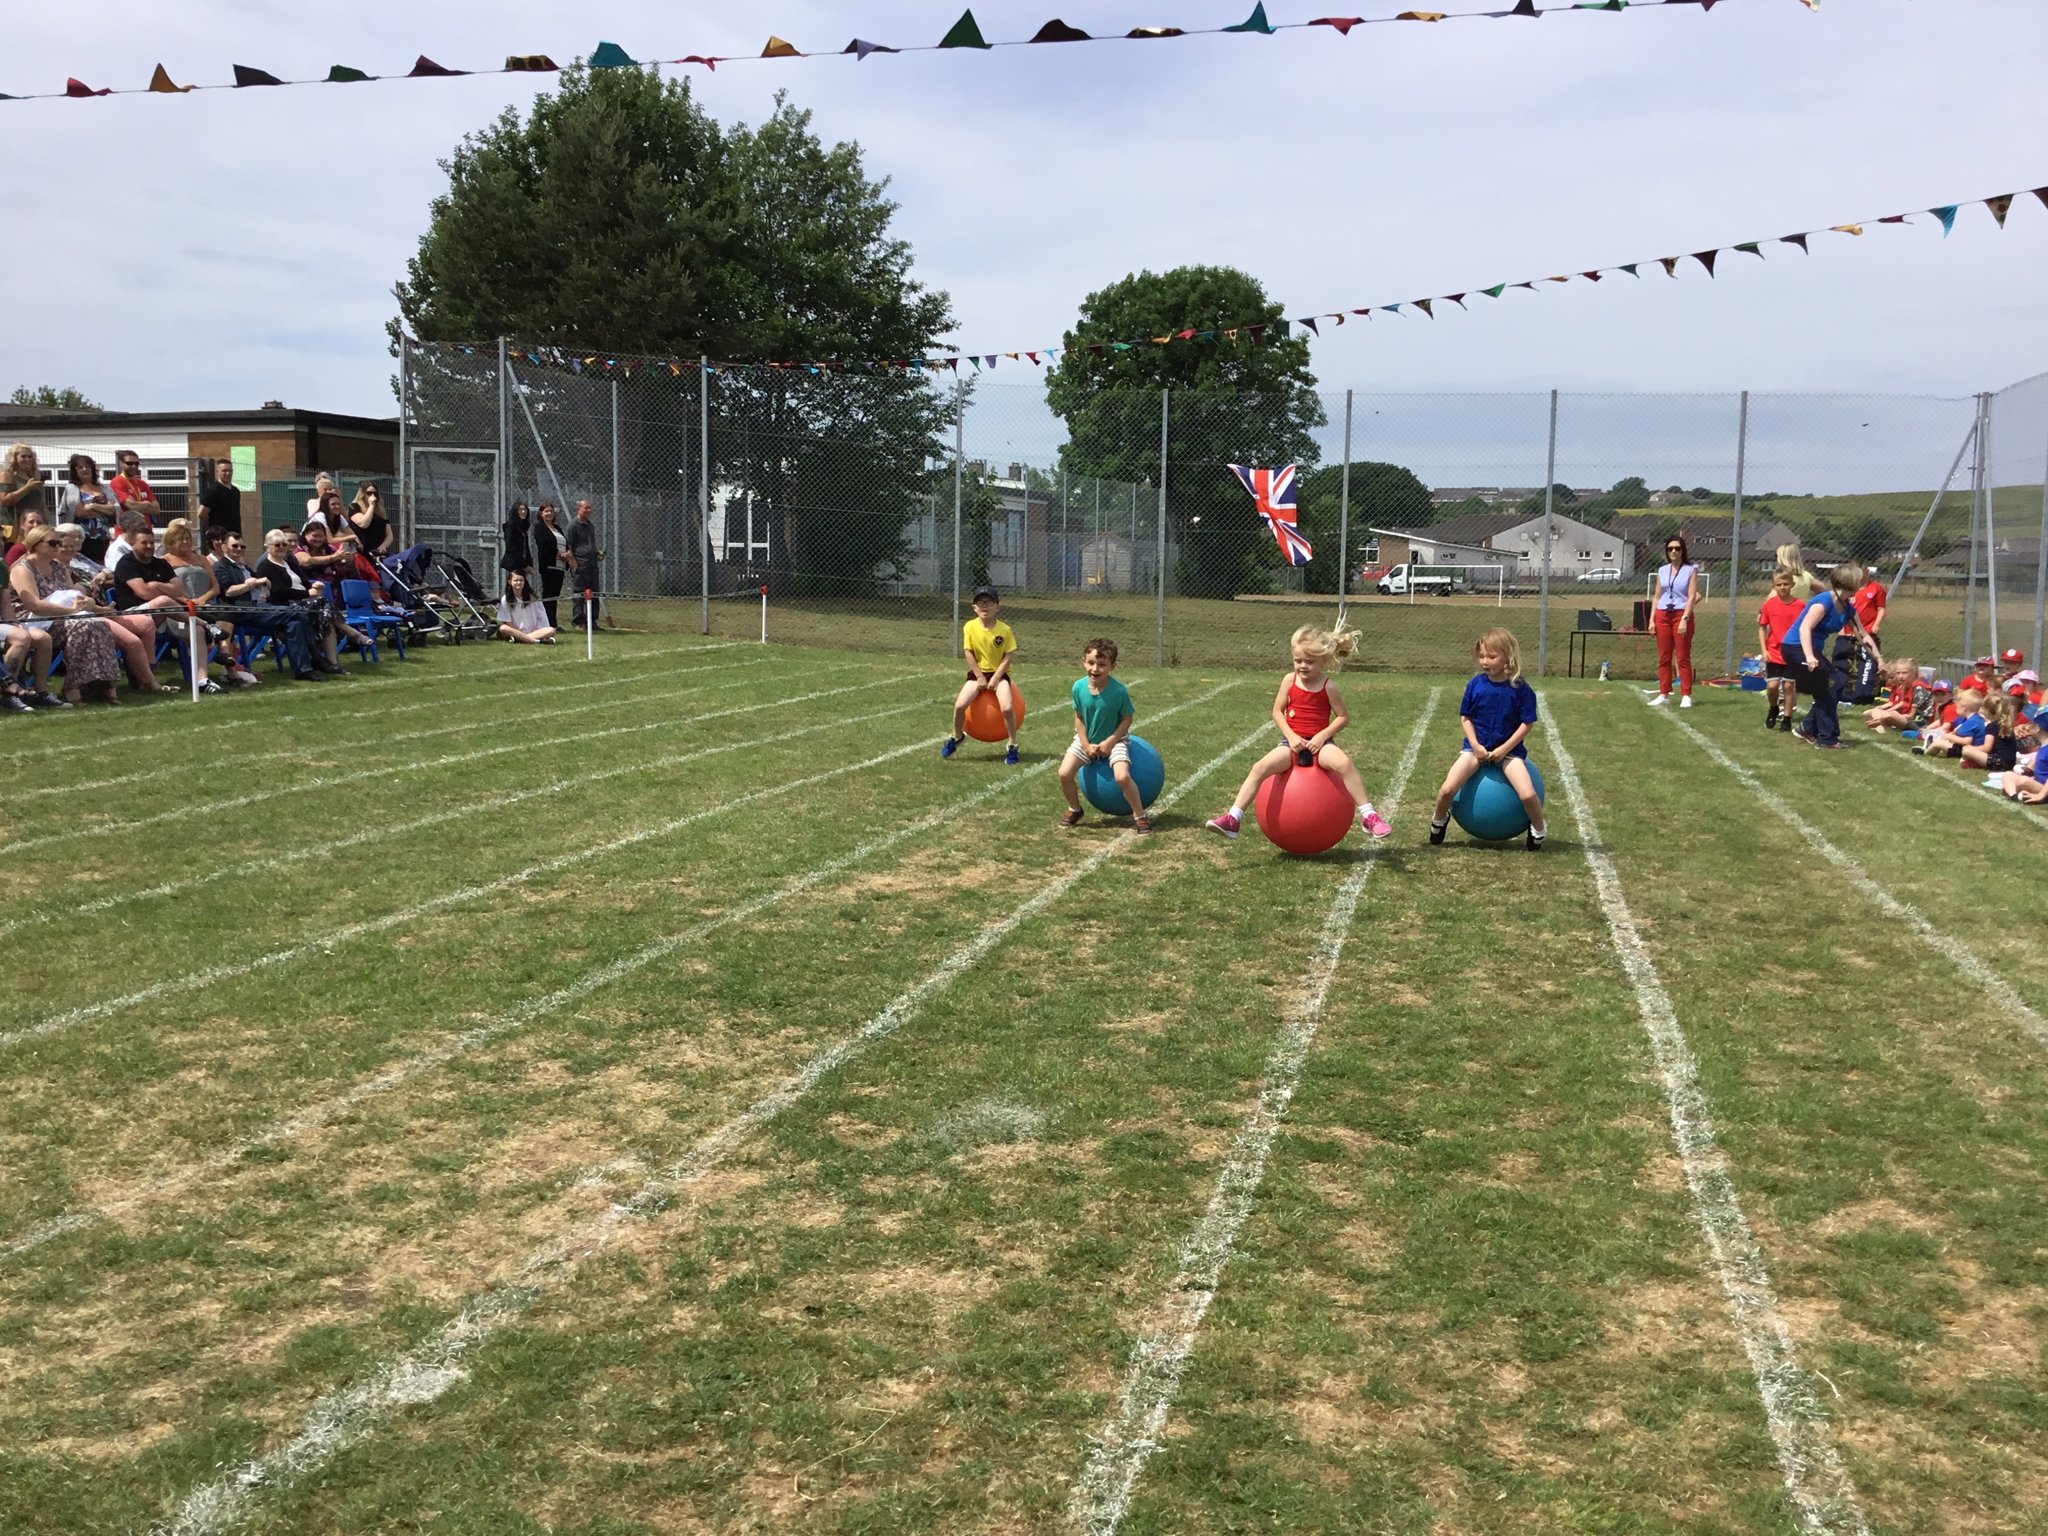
left=941, top=736, right=959, bottom=759
left=1005, top=744, right=1019, bottom=765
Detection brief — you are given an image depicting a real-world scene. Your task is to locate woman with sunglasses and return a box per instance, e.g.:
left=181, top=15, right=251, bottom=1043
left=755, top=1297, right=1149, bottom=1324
left=1647, top=535, right=1701, bottom=708
left=348, top=483, right=393, bottom=558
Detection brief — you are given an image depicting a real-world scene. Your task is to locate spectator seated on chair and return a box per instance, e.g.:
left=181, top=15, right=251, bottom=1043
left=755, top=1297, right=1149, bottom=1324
left=10, top=524, right=160, bottom=704
left=163, top=519, right=260, bottom=688
left=111, top=523, right=226, bottom=695
left=295, top=523, right=373, bottom=655
left=207, top=526, right=322, bottom=681
left=256, top=528, right=347, bottom=675
left=0, top=565, right=62, bottom=711
left=5, top=506, right=44, bottom=567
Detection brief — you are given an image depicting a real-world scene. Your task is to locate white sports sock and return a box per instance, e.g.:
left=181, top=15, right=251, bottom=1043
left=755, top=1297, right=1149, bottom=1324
left=1228, top=804, right=1244, bottom=820
left=1359, top=801, right=1376, bottom=818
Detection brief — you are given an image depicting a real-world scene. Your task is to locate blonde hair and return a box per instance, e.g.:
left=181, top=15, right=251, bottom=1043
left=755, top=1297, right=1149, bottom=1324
left=1985, top=691, right=2019, bottom=734
left=1290, top=619, right=1360, bottom=673
left=1776, top=542, right=1821, bottom=599
left=4, top=443, right=34, bottom=472
left=160, top=518, right=197, bottom=557
left=1475, top=626, right=1524, bottom=683
left=1828, top=562, right=1866, bottom=598
left=20, top=524, right=53, bottom=554
left=1954, top=688, right=1986, bottom=714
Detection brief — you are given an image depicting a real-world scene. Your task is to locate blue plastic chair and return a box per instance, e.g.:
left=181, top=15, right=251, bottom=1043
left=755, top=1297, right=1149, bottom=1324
left=236, top=629, right=291, bottom=676
left=340, top=580, right=406, bottom=662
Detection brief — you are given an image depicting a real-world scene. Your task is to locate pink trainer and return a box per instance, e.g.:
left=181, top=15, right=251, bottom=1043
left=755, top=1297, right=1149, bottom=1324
left=1361, top=810, right=1392, bottom=839
left=1205, top=811, right=1240, bottom=839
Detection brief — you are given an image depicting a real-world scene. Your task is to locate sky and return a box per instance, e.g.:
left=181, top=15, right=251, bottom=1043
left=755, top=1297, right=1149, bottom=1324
left=3, top=0, right=2045, bottom=494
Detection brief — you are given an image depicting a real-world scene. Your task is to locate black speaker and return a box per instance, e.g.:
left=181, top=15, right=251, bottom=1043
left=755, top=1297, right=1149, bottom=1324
left=1577, top=609, right=1612, bottom=632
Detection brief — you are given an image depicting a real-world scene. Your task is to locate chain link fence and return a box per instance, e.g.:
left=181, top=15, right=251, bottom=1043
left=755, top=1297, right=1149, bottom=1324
left=398, top=338, right=2045, bottom=677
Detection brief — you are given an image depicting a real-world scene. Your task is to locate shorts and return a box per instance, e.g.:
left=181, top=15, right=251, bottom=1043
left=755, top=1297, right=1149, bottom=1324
left=1460, top=741, right=1528, bottom=760
left=1065, top=738, right=1130, bottom=768
left=1764, top=659, right=1791, bottom=679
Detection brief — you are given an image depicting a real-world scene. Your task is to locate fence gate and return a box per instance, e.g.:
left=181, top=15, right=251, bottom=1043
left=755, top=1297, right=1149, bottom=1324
left=408, top=446, right=501, bottom=579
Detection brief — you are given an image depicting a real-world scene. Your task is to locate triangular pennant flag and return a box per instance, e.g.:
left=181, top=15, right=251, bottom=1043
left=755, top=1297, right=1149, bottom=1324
left=1222, top=329, right=1240, bottom=340
left=1879, top=215, right=1909, bottom=224
left=845, top=38, right=899, bottom=58
left=1196, top=330, right=1216, bottom=340
left=1546, top=275, right=1569, bottom=284
left=2033, top=188, right=2048, bottom=210
left=939, top=10, right=992, bottom=48
left=762, top=37, right=802, bottom=58
left=1444, top=293, right=1467, bottom=308
left=1735, top=241, right=1762, bottom=257
left=408, top=57, right=465, bottom=77
left=1482, top=284, right=1507, bottom=298
left=1576, top=0, right=1626, bottom=9
left=1225, top=3, right=1277, bottom=33
left=1312, top=17, right=1365, bottom=34
left=1619, top=263, right=1640, bottom=277
left=1781, top=232, right=1810, bottom=252
left=1025, top=351, right=1040, bottom=364
left=1930, top=205, right=1958, bottom=234
left=1396, top=10, right=1448, bottom=19
left=1005, top=352, right=1019, bottom=360
left=589, top=42, right=635, bottom=69
left=327, top=64, right=375, bottom=82
left=1127, top=27, right=1186, bottom=38
left=1028, top=21, right=1093, bottom=42
left=1581, top=270, right=1603, bottom=281
left=1176, top=329, right=1197, bottom=340
left=1507, top=0, right=1540, bottom=13
left=985, top=355, right=998, bottom=369
left=679, top=55, right=719, bottom=69
left=1298, top=317, right=1319, bottom=335
left=232, top=65, right=284, bottom=87
left=66, top=77, right=112, bottom=98
left=1150, top=335, right=1172, bottom=345
left=968, top=356, right=981, bottom=370
left=1693, top=250, right=1718, bottom=276
left=1113, top=342, right=1134, bottom=351
left=1512, top=283, right=1536, bottom=292
left=148, top=64, right=194, bottom=93
left=1414, top=299, right=1434, bottom=318
left=1247, top=324, right=1267, bottom=340
left=1659, top=257, right=1680, bottom=277
left=504, top=55, right=558, bottom=72
left=1986, top=195, right=2014, bottom=228
left=1830, top=223, right=1864, bottom=236
left=1384, top=303, right=1404, bottom=313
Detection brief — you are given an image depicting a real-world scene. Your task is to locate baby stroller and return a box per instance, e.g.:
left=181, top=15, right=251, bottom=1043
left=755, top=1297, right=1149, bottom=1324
left=384, top=544, right=495, bottom=643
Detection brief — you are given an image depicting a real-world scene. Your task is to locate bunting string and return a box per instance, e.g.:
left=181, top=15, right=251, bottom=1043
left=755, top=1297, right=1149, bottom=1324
left=8, top=0, right=1812, bottom=103
left=406, top=179, right=2042, bottom=379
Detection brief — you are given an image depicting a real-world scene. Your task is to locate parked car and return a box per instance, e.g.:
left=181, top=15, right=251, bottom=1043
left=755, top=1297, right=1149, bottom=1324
left=1376, top=563, right=1465, bottom=596
left=1575, top=566, right=1625, bottom=583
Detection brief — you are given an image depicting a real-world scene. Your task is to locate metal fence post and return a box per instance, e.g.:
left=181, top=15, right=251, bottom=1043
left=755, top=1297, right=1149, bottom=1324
left=1059, top=465, right=1069, bottom=594
left=1536, top=389, right=1559, bottom=676
left=495, top=336, right=508, bottom=531
left=1339, top=388, right=1353, bottom=609
left=1965, top=392, right=1986, bottom=661
left=396, top=336, right=410, bottom=548
left=1984, top=393, right=2000, bottom=657
left=1093, top=476, right=1103, bottom=589
left=1156, top=388, right=1169, bottom=667
left=1724, top=389, right=1749, bottom=674
left=951, top=382, right=965, bottom=645
left=699, top=357, right=711, bottom=636
left=2033, top=412, right=2048, bottom=667
left=610, top=376, right=621, bottom=604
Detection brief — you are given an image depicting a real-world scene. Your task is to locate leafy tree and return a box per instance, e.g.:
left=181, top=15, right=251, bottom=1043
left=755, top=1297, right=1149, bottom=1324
left=394, top=67, right=955, bottom=596
left=1515, top=483, right=1580, bottom=519
left=1044, top=266, right=1325, bottom=596
left=1839, top=514, right=1894, bottom=566
left=1296, top=461, right=1432, bottom=593
left=8, top=385, right=101, bottom=411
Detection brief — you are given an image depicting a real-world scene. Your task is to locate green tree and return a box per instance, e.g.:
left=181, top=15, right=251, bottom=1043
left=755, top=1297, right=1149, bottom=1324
left=395, top=66, right=956, bottom=596
left=1296, top=461, right=1432, bottom=594
left=1839, top=514, right=1894, bottom=566
left=8, top=385, right=101, bottom=411
left=1515, top=483, right=1580, bottom=519
left=1044, top=266, right=1325, bottom=596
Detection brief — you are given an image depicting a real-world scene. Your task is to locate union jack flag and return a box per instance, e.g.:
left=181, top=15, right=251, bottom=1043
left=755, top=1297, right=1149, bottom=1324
left=1228, top=462, right=1312, bottom=566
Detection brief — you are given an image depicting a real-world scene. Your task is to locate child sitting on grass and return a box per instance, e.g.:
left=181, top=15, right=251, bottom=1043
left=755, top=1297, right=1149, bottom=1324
left=2000, top=739, right=2048, bottom=803
left=1057, top=637, right=1150, bottom=835
left=1961, top=691, right=2021, bottom=774
left=1916, top=688, right=1985, bottom=757
left=1863, top=659, right=1921, bottom=732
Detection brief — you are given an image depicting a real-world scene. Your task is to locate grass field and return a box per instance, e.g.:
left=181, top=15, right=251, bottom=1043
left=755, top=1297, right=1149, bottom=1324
left=2, top=633, right=2045, bottom=1535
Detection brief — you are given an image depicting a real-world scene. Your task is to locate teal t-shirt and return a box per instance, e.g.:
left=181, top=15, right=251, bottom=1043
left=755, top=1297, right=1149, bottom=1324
left=1071, top=675, right=1134, bottom=744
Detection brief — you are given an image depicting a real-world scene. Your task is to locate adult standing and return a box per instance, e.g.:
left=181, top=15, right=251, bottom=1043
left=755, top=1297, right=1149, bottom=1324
left=199, top=456, right=243, bottom=541
left=566, top=498, right=601, bottom=630
left=63, top=454, right=118, bottom=562
left=347, top=482, right=393, bottom=559
left=1780, top=563, right=1881, bottom=750
left=1, top=443, right=47, bottom=540
left=1647, top=535, right=1701, bottom=709
left=533, top=501, right=567, bottom=628
left=109, top=450, right=158, bottom=527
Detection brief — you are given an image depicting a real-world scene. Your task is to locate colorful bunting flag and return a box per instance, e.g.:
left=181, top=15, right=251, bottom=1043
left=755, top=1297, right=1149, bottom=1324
left=504, top=55, right=558, bottom=72
left=65, top=77, right=110, bottom=98
left=231, top=65, right=282, bottom=87
left=1986, top=195, right=2014, bottom=228
left=408, top=57, right=464, bottom=77
left=762, top=37, right=801, bottom=58
left=147, top=65, right=192, bottom=93
left=1781, top=233, right=1809, bottom=252
left=1693, top=250, right=1717, bottom=276
left=1030, top=21, right=1092, bottom=42
left=327, top=65, right=374, bottom=82
left=1225, top=4, right=1277, bottom=34
left=845, top=39, right=898, bottom=58
left=1312, top=18, right=1365, bottom=34
left=939, top=10, right=991, bottom=49
left=589, top=42, right=635, bottom=68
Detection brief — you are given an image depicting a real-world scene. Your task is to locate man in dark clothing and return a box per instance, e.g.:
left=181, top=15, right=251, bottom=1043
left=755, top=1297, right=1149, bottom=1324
left=567, top=499, right=602, bottom=630
left=208, top=527, right=322, bottom=679
left=198, top=457, right=242, bottom=540
left=113, top=524, right=223, bottom=694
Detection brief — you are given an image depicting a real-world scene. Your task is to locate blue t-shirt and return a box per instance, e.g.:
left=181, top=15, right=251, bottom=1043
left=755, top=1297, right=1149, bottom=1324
left=1460, top=672, right=1538, bottom=757
left=1779, top=593, right=1848, bottom=653
left=1070, top=674, right=1134, bottom=745
left=2034, top=746, right=2048, bottom=785
left=1950, top=712, right=1988, bottom=746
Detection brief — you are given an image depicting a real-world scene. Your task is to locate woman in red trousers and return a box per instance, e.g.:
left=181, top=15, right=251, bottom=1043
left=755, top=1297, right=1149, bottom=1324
left=1648, top=535, right=1701, bottom=708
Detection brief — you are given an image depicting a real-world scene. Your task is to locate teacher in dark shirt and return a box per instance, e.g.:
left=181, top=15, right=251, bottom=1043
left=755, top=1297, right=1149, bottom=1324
left=199, top=457, right=242, bottom=539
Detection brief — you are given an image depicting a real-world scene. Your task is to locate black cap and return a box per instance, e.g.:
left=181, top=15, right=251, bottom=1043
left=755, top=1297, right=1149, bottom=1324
left=972, top=585, right=999, bottom=602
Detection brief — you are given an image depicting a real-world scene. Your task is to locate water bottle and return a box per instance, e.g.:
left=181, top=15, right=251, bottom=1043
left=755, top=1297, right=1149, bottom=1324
left=1598, top=660, right=1610, bottom=681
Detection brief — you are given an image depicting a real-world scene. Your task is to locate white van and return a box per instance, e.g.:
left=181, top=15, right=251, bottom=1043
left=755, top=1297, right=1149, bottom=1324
left=1376, top=563, right=1463, bottom=596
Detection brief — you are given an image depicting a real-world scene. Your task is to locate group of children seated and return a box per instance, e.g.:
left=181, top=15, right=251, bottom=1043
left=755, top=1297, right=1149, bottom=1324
left=1861, top=645, right=2048, bottom=803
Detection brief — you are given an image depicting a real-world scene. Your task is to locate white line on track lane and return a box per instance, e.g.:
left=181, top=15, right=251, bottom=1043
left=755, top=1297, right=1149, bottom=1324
left=1654, top=706, right=2048, bottom=1051
left=0, top=698, right=929, bottom=945
left=0, top=672, right=922, bottom=858
left=0, top=639, right=753, bottom=763
left=1067, top=693, right=1439, bottom=1536
left=6, top=651, right=788, bottom=790
left=0, top=680, right=1216, bottom=1263
left=148, top=709, right=1262, bottom=1536
left=1553, top=700, right=1871, bottom=1536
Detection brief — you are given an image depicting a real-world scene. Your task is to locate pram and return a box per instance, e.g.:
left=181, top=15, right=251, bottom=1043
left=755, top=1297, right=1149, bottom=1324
left=382, top=545, right=496, bottom=643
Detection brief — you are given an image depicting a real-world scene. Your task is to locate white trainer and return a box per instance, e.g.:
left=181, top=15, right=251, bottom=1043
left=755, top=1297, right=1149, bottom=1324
left=1648, top=693, right=1670, bottom=707
left=1678, top=695, right=1694, bottom=709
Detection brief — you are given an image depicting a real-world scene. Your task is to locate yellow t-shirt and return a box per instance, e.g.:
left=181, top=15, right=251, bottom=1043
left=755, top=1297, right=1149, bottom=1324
left=962, top=617, right=1017, bottom=674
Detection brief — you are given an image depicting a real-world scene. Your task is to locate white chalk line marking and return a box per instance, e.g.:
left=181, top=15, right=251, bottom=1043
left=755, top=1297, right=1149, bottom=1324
left=2, top=681, right=1220, bottom=1262
left=1067, top=694, right=1439, bottom=1536
left=0, top=670, right=921, bottom=858
left=0, top=679, right=935, bottom=1050
left=0, top=697, right=925, bottom=946
left=1654, top=704, right=2048, bottom=1052
left=7, top=650, right=793, bottom=796
left=0, top=638, right=751, bottom=764
left=1553, top=698, right=1869, bottom=1536
left=150, top=706, right=1258, bottom=1536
